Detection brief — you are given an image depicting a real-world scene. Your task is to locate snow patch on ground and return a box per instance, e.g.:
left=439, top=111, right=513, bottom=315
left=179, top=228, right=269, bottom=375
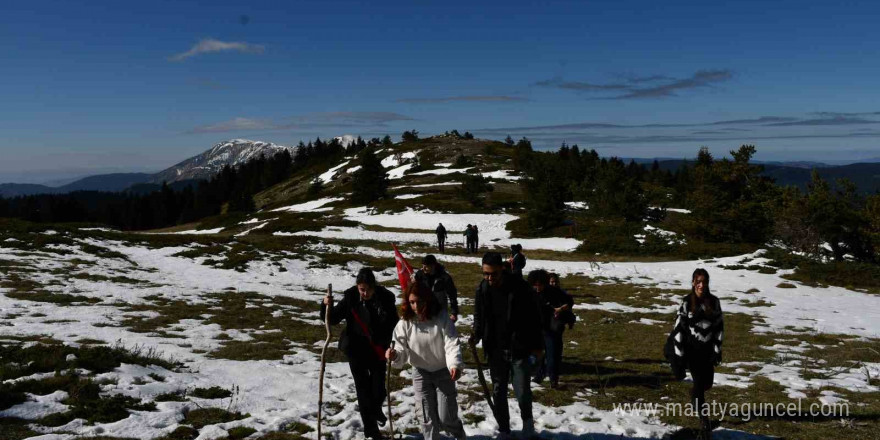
left=387, top=163, right=414, bottom=180
left=318, top=161, right=350, bottom=184
left=481, top=169, right=522, bottom=181
left=394, top=194, right=423, bottom=200
left=410, top=167, right=471, bottom=176
left=271, top=197, right=343, bottom=213
left=171, top=227, right=224, bottom=235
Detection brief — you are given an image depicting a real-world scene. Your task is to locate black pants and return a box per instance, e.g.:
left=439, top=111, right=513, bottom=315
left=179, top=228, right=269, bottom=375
left=466, top=239, right=473, bottom=253
left=687, top=355, right=715, bottom=420
left=488, top=351, right=533, bottom=434
left=349, top=355, right=387, bottom=438
left=535, top=330, right=563, bottom=383
left=438, top=236, right=445, bottom=252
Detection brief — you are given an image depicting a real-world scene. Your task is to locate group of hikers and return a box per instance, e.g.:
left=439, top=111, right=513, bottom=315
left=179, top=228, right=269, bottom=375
left=434, top=223, right=482, bottom=254
left=321, top=250, right=724, bottom=440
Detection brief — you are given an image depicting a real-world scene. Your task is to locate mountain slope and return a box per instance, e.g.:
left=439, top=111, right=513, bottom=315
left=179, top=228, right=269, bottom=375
left=151, top=139, right=296, bottom=184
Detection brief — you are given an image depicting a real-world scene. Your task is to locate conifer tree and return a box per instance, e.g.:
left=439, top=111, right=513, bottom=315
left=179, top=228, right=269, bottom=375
left=351, top=148, right=389, bottom=204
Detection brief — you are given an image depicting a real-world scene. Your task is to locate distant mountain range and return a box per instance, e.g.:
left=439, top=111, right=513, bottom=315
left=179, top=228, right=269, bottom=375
left=0, top=139, right=303, bottom=198
left=2, top=139, right=877, bottom=198
left=648, top=159, right=880, bottom=193
left=0, top=173, right=154, bottom=198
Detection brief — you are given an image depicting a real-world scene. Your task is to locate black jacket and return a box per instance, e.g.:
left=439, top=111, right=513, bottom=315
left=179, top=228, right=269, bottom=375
left=511, top=252, right=526, bottom=276
left=535, top=286, right=575, bottom=333
left=415, top=265, right=459, bottom=316
left=436, top=225, right=447, bottom=239
left=320, top=285, right=399, bottom=361
left=472, top=273, right=544, bottom=358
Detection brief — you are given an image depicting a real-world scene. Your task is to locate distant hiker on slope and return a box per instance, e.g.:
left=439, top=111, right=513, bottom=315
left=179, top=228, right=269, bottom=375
left=321, top=268, right=399, bottom=440
left=470, top=252, right=544, bottom=439
left=464, top=224, right=475, bottom=253
left=414, top=255, right=460, bottom=322
left=508, top=244, right=527, bottom=278
left=386, top=281, right=467, bottom=440
left=664, top=268, right=724, bottom=440
left=436, top=223, right=448, bottom=253
left=528, top=270, right=575, bottom=389
left=473, top=225, right=480, bottom=252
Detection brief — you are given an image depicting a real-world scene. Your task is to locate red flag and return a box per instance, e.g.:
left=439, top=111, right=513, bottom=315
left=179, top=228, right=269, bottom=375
left=392, top=243, right=414, bottom=293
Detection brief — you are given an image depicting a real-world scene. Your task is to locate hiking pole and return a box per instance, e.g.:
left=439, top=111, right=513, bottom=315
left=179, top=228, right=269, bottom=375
left=318, top=284, right=332, bottom=440
left=469, top=338, right=495, bottom=416
left=386, top=340, right=396, bottom=439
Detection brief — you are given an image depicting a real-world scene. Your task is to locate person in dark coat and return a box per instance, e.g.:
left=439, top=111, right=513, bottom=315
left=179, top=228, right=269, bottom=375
left=528, top=270, right=575, bottom=388
left=414, top=255, right=460, bottom=322
left=436, top=223, right=448, bottom=253
left=548, top=273, right=575, bottom=330
left=470, top=252, right=544, bottom=439
left=508, top=244, right=527, bottom=277
left=473, top=225, right=479, bottom=252
left=665, top=268, right=724, bottom=440
left=463, top=225, right=474, bottom=253
left=321, top=268, right=399, bottom=440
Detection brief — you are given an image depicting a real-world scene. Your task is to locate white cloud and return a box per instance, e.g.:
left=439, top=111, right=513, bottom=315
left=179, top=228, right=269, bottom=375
left=169, top=38, right=265, bottom=61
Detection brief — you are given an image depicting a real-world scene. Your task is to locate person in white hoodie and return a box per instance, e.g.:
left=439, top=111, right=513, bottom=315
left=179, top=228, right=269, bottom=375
left=386, top=281, right=466, bottom=440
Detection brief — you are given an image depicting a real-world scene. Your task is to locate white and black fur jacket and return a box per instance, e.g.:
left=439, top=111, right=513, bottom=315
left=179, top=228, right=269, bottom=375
left=668, top=293, right=724, bottom=364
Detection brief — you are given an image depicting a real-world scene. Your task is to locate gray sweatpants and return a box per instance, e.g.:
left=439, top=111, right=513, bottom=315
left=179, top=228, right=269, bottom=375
left=413, top=367, right=467, bottom=440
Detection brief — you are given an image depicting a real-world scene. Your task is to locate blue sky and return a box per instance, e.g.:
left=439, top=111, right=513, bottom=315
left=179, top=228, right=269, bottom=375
left=3, top=0, right=880, bottom=183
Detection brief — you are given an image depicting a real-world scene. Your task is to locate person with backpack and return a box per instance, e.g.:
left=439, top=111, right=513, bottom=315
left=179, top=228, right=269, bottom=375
left=508, top=244, right=527, bottom=277
left=386, top=281, right=466, bottom=440
left=469, top=252, right=544, bottom=439
left=436, top=223, right=448, bottom=253
left=414, top=255, right=459, bottom=322
left=664, top=268, right=724, bottom=440
left=463, top=225, right=474, bottom=253
left=528, top=270, right=575, bottom=389
left=321, top=268, right=399, bottom=440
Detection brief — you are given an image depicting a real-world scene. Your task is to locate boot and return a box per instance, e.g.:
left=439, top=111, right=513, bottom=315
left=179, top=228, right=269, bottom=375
left=521, top=419, right=537, bottom=438
left=698, top=417, right=712, bottom=440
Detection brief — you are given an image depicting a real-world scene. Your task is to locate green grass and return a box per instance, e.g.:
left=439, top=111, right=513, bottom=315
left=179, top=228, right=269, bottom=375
left=766, top=247, right=880, bottom=294
left=190, top=386, right=233, bottom=399
left=183, top=407, right=248, bottom=429
left=0, top=341, right=179, bottom=382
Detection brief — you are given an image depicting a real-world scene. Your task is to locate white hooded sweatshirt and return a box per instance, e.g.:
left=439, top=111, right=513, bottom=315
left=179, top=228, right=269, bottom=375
left=391, top=312, right=462, bottom=372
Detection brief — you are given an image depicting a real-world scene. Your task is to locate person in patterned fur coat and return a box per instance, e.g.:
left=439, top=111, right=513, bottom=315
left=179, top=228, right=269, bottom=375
left=666, top=268, right=724, bottom=440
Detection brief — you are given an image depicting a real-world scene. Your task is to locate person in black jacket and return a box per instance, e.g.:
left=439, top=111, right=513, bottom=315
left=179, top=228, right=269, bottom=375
left=321, top=268, right=399, bottom=440
left=665, top=268, right=724, bottom=440
left=414, top=255, right=460, bottom=322
left=469, top=252, right=544, bottom=439
left=436, top=223, right=447, bottom=253
left=528, top=270, right=574, bottom=389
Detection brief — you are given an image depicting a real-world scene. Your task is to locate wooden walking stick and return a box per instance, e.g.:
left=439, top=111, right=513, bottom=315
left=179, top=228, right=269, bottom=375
left=469, top=338, right=495, bottom=416
left=318, top=284, right=332, bottom=440
left=386, top=340, right=396, bottom=439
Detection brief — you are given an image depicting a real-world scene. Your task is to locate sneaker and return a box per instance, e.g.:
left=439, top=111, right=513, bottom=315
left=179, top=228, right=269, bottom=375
left=376, top=410, right=387, bottom=427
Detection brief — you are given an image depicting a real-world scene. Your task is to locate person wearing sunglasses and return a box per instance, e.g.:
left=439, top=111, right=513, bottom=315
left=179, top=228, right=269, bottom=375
left=469, top=252, right=544, bottom=439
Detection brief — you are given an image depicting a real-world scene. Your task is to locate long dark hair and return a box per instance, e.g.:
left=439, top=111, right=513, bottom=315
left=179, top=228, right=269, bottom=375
left=689, top=268, right=714, bottom=314
left=400, top=280, right=441, bottom=321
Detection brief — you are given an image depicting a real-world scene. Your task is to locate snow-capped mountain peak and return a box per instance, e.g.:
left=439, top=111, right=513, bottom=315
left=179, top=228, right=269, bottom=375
left=152, top=139, right=296, bottom=183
